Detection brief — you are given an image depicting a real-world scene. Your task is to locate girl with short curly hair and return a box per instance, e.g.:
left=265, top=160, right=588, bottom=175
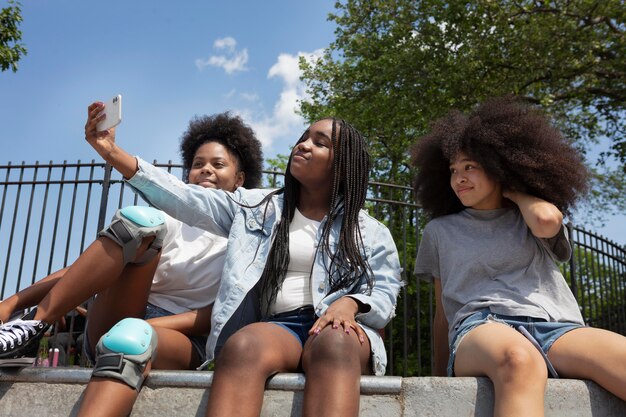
left=413, top=96, right=626, bottom=417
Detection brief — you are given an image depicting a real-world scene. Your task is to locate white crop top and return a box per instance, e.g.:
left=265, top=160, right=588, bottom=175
left=268, top=208, right=320, bottom=315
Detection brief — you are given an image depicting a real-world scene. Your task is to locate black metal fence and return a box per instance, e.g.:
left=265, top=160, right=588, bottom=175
left=1, top=161, right=625, bottom=374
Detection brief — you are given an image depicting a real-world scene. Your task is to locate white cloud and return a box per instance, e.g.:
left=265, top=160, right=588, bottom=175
left=240, top=92, right=259, bottom=102
left=214, top=37, right=237, bottom=52
left=268, top=53, right=301, bottom=87
left=195, top=37, right=249, bottom=74
left=238, top=49, right=324, bottom=151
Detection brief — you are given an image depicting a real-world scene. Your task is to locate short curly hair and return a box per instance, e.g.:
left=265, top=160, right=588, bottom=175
left=411, top=96, right=588, bottom=218
left=179, top=112, right=263, bottom=188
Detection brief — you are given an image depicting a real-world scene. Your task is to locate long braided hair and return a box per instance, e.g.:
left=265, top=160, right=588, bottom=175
left=260, top=118, right=374, bottom=310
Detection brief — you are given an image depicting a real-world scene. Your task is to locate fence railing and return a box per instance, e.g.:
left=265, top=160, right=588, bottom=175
left=1, top=161, right=625, bottom=375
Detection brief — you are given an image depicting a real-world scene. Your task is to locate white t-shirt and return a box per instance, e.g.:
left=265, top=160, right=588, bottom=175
left=148, top=213, right=228, bottom=314
left=268, top=208, right=320, bottom=315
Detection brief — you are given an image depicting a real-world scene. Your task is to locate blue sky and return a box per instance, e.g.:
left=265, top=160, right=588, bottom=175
left=0, top=0, right=335, bottom=163
left=0, top=0, right=624, bottom=245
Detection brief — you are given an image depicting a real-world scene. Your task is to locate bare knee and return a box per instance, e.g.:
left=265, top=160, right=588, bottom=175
left=303, top=328, right=361, bottom=372
left=494, top=346, right=547, bottom=386
left=215, top=331, right=267, bottom=373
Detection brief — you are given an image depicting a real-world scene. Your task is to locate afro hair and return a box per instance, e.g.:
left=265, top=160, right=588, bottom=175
left=179, top=112, right=263, bottom=188
left=411, top=96, right=588, bottom=218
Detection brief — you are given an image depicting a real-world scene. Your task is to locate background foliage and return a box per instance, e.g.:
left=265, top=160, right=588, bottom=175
left=0, top=0, right=26, bottom=73
left=300, top=0, right=626, bottom=221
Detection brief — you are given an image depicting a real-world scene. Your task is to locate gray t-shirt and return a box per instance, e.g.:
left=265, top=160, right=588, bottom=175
left=415, top=207, right=584, bottom=344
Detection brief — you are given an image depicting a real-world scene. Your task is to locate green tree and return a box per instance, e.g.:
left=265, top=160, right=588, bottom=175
left=300, top=0, right=626, bottom=217
left=0, top=0, right=26, bottom=72
left=263, top=154, right=289, bottom=188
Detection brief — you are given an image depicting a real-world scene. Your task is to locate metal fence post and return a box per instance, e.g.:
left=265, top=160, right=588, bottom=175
left=568, top=222, right=578, bottom=302
left=96, top=162, right=112, bottom=233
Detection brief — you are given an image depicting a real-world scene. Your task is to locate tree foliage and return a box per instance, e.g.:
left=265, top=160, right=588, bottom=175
left=263, top=154, right=289, bottom=188
left=0, top=0, right=26, bottom=73
left=300, top=0, right=626, bottom=217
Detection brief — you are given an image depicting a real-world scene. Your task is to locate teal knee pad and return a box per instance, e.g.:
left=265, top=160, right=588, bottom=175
left=92, top=318, right=158, bottom=390
left=98, top=206, right=167, bottom=265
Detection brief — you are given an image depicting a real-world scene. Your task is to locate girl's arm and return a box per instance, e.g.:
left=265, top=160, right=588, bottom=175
left=84, top=102, right=139, bottom=179
left=340, top=222, right=403, bottom=330
left=84, top=102, right=238, bottom=236
left=146, top=304, right=213, bottom=337
left=433, top=278, right=449, bottom=376
left=0, top=268, right=68, bottom=322
left=503, top=190, right=563, bottom=238
left=309, top=222, right=403, bottom=341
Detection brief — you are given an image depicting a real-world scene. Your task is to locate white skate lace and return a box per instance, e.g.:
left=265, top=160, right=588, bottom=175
left=0, top=320, right=39, bottom=351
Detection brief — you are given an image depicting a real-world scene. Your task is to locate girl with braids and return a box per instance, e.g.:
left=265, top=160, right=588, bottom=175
left=84, top=108, right=402, bottom=417
left=412, top=96, right=626, bottom=417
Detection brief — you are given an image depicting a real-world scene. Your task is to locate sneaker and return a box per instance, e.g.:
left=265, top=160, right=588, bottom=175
left=0, top=309, right=51, bottom=367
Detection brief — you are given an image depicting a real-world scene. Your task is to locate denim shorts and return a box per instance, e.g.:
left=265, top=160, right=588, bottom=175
left=83, top=302, right=207, bottom=365
left=262, top=305, right=317, bottom=346
left=447, top=308, right=583, bottom=377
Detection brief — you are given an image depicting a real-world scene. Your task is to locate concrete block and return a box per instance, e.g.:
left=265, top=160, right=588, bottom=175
left=401, top=377, right=626, bottom=417
left=0, top=368, right=625, bottom=416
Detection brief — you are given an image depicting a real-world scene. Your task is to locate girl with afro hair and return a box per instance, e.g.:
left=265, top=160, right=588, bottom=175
left=413, top=96, right=626, bottom=416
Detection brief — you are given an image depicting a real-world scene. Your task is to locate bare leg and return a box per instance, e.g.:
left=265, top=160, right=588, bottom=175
left=34, top=237, right=154, bottom=323
left=301, top=326, right=371, bottom=417
left=149, top=326, right=202, bottom=370
left=205, top=323, right=303, bottom=417
left=454, top=322, right=548, bottom=417
left=85, top=248, right=160, bottom=354
left=77, top=326, right=200, bottom=417
left=7, top=235, right=161, bottom=360
left=1, top=236, right=153, bottom=324
left=0, top=268, right=68, bottom=322
left=146, top=304, right=213, bottom=337
left=24, top=236, right=157, bottom=347
left=548, top=327, right=626, bottom=401
left=77, top=368, right=147, bottom=417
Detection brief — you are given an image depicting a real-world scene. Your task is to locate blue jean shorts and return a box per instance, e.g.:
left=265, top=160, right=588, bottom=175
left=262, top=305, right=317, bottom=346
left=448, top=308, right=583, bottom=376
left=83, top=303, right=207, bottom=365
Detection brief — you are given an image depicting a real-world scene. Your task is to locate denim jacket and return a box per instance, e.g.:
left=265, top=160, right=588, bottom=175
left=128, top=158, right=403, bottom=375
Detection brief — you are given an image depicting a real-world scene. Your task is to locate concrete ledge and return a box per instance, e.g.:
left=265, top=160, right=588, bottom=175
left=0, top=368, right=625, bottom=416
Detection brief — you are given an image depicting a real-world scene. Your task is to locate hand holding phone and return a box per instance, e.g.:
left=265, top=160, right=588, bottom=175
left=96, top=94, right=122, bottom=132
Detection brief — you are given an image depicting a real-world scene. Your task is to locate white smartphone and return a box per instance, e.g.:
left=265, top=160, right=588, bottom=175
left=96, top=94, right=122, bottom=132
